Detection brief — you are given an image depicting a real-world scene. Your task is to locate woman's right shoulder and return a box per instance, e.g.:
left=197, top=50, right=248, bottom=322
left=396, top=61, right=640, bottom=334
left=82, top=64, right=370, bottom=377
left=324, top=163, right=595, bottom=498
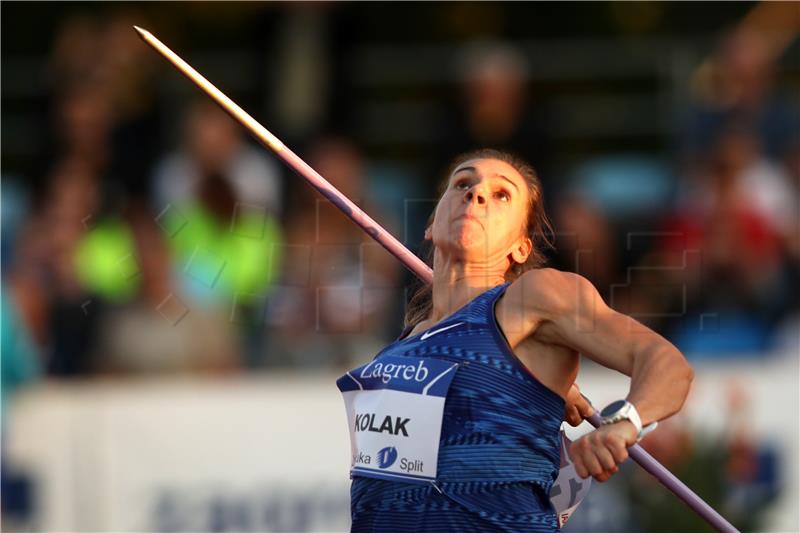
left=512, top=268, right=595, bottom=318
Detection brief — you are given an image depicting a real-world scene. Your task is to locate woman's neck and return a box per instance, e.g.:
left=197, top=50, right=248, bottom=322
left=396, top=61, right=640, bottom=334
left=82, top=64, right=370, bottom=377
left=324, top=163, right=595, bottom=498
left=428, top=251, right=507, bottom=325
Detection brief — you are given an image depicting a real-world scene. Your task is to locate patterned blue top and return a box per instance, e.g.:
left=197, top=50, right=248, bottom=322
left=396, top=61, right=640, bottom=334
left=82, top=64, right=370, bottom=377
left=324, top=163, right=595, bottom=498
left=349, top=282, right=565, bottom=532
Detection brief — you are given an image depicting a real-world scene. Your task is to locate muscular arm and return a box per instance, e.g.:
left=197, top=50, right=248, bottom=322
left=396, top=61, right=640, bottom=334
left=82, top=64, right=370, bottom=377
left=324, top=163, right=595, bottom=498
left=521, top=269, right=694, bottom=481
left=524, top=268, right=693, bottom=425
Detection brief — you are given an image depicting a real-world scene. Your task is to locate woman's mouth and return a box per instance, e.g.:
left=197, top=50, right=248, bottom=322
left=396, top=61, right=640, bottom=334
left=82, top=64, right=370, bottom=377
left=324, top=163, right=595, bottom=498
left=455, top=214, right=483, bottom=227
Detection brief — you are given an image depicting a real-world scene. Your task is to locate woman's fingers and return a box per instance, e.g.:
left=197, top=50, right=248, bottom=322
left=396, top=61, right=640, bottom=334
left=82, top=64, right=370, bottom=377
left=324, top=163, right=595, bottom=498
left=565, top=405, right=582, bottom=426
left=577, top=395, right=594, bottom=418
left=571, top=429, right=628, bottom=482
left=605, top=433, right=630, bottom=464
left=572, top=438, right=603, bottom=478
left=570, top=441, right=589, bottom=478
left=594, top=445, right=617, bottom=472
left=583, top=452, right=604, bottom=477
left=574, top=458, right=588, bottom=479
left=594, top=469, right=615, bottom=483
left=564, top=383, right=594, bottom=425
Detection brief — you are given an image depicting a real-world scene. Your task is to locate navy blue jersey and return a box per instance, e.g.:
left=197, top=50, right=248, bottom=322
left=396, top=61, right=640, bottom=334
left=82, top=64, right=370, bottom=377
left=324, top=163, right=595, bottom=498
left=347, top=282, right=565, bottom=532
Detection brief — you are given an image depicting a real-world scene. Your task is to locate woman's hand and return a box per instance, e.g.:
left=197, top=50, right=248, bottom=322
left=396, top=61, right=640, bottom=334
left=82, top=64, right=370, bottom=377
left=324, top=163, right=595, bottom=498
left=569, top=421, right=637, bottom=482
left=564, top=382, right=594, bottom=426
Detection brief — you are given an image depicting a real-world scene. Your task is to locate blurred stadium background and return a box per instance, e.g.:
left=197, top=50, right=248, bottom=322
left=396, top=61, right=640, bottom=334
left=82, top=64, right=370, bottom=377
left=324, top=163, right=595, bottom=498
left=1, top=2, right=798, bottom=532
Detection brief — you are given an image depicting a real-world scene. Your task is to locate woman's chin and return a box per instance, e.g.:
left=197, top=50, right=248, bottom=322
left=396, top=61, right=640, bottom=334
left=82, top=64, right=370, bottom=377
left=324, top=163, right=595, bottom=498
left=442, top=235, right=491, bottom=255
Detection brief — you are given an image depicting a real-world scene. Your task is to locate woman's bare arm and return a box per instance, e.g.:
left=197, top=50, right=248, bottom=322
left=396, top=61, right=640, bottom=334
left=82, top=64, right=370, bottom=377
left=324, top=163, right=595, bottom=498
left=521, top=268, right=694, bottom=480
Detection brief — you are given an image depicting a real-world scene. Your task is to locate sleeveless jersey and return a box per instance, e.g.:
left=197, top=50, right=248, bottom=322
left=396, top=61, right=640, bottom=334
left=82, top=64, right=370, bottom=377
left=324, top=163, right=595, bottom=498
left=346, top=282, right=565, bottom=532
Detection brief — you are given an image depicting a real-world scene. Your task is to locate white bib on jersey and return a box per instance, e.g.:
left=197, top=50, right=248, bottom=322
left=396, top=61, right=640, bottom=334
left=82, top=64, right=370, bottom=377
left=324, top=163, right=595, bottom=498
left=336, top=356, right=459, bottom=484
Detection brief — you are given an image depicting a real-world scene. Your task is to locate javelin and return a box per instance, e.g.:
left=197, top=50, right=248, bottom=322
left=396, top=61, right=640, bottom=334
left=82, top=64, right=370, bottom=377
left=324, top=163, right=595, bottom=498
left=134, top=26, right=738, bottom=533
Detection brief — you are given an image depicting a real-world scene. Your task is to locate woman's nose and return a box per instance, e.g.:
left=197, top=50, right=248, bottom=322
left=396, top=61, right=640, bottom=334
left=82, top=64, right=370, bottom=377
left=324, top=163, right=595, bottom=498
left=464, top=186, right=487, bottom=205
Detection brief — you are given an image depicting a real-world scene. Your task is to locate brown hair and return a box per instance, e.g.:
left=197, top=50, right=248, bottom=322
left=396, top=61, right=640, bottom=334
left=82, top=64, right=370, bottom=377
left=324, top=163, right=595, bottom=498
left=403, top=148, right=554, bottom=328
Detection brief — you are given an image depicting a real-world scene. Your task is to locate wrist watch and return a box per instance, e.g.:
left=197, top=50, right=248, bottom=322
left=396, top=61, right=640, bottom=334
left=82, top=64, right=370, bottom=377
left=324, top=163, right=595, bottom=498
left=599, top=400, right=657, bottom=442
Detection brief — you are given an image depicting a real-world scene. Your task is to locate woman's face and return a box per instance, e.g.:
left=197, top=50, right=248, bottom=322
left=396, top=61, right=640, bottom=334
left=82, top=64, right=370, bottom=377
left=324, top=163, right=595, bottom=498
left=426, top=158, right=532, bottom=269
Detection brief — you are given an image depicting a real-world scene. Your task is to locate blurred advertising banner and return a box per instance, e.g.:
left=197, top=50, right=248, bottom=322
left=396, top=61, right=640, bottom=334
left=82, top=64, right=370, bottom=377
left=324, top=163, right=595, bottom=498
left=5, top=353, right=799, bottom=532
left=5, top=377, right=352, bottom=532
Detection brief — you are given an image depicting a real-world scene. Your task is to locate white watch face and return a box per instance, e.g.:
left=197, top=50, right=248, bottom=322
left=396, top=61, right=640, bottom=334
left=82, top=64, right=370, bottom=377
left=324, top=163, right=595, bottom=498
left=600, top=400, right=643, bottom=436
left=600, top=400, right=629, bottom=419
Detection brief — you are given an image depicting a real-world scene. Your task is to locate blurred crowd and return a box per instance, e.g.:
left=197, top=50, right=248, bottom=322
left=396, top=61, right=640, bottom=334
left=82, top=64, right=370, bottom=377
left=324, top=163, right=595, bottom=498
left=554, top=27, right=799, bottom=355
left=2, top=11, right=798, bottom=386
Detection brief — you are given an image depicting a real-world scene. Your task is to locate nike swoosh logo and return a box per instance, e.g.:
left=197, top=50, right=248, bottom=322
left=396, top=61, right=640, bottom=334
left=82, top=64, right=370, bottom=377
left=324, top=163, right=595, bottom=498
left=420, top=322, right=464, bottom=340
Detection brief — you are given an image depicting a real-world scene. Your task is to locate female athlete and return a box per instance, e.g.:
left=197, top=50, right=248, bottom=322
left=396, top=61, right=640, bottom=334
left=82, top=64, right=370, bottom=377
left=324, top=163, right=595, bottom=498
left=336, top=148, right=694, bottom=532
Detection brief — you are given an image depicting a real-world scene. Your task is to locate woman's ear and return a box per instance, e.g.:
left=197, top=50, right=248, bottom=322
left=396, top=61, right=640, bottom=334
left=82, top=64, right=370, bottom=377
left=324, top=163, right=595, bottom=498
left=424, top=226, right=432, bottom=240
left=511, top=236, right=532, bottom=264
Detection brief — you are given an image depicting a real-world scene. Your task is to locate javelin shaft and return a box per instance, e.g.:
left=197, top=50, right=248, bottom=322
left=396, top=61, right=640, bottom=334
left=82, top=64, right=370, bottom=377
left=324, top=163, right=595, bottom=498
left=133, top=26, right=431, bottom=284
left=135, top=26, right=737, bottom=533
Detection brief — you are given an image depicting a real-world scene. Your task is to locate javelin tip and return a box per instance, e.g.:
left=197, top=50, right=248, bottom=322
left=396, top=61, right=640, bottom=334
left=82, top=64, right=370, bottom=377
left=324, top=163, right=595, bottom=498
left=133, top=25, right=149, bottom=39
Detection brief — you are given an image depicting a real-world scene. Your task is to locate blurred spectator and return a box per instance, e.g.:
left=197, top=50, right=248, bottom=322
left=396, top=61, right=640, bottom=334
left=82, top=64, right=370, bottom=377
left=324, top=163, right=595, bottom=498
left=53, top=82, right=115, bottom=180
left=152, top=99, right=284, bottom=219
left=551, top=194, right=618, bottom=299
left=85, top=206, right=241, bottom=375
left=157, top=169, right=283, bottom=306
left=1, top=293, right=41, bottom=417
left=8, top=159, right=104, bottom=376
left=683, top=28, right=800, bottom=165
left=46, top=11, right=161, bottom=200
left=1, top=179, right=31, bottom=272
left=662, top=122, right=794, bottom=354
left=678, top=123, right=796, bottom=243
left=267, top=3, right=332, bottom=141
left=1, top=292, right=41, bottom=533
left=551, top=156, right=675, bottom=308
left=266, top=137, right=401, bottom=368
left=721, top=380, right=780, bottom=530
left=432, top=42, right=554, bottom=196
left=150, top=99, right=286, bottom=370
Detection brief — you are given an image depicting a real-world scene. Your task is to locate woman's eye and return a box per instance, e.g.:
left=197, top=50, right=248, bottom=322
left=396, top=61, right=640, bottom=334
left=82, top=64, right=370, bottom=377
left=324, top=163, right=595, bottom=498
left=455, top=181, right=469, bottom=190
left=496, top=191, right=510, bottom=202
